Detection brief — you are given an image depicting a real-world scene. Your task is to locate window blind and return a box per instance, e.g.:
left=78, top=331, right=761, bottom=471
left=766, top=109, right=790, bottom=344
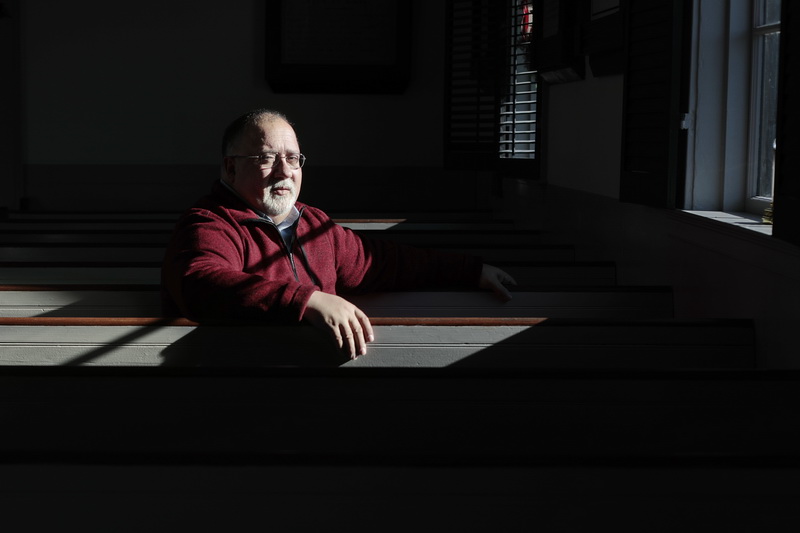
left=444, top=0, right=504, bottom=169
left=500, top=1, right=537, bottom=160
left=445, top=0, right=538, bottom=171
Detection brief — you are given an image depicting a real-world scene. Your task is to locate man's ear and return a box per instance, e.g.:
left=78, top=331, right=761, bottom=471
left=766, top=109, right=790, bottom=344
left=222, top=157, right=236, bottom=183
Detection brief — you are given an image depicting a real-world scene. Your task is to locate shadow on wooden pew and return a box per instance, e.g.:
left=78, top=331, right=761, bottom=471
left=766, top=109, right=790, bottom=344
left=0, top=316, right=755, bottom=369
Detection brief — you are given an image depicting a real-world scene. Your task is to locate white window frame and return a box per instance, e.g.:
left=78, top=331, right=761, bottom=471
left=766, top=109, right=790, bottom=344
left=684, top=0, right=780, bottom=221
left=745, top=2, right=781, bottom=214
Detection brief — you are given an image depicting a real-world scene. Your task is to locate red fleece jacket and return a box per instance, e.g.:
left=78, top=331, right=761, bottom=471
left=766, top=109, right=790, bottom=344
left=161, top=181, right=484, bottom=322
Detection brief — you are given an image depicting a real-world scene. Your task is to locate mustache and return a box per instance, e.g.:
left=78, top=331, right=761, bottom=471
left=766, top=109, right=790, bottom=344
left=268, top=179, right=295, bottom=192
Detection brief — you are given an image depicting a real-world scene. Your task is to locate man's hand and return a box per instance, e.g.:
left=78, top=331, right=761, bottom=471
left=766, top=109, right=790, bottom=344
left=479, top=264, right=518, bottom=302
left=303, top=291, right=375, bottom=359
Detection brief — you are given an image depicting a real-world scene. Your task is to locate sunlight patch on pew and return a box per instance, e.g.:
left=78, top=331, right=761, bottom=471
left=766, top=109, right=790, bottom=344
left=0, top=318, right=755, bottom=369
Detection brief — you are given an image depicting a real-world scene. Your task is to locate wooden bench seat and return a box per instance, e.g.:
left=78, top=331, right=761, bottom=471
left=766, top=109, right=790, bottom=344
left=0, top=287, right=674, bottom=319
left=0, top=316, right=754, bottom=368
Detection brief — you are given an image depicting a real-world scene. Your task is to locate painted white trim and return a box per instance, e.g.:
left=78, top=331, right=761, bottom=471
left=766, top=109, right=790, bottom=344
left=685, top=0, right=752, bottom=212
left=686, top=0, right=780, bottom=215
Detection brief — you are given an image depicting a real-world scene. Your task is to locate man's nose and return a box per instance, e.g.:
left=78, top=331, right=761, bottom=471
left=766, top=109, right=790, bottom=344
left=271, top=157, right=293, bottom=178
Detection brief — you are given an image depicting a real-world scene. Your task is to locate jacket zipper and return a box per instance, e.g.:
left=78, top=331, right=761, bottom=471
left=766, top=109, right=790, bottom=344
left=272, top=223, right=300, bottom=282
left=245, top=208, right=304, bottom=282
left=285, top=240, right=299, bottom=281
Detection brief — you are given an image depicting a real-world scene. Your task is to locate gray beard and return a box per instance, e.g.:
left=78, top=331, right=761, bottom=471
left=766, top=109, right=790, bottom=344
left=260, top=180, right=296, bottom=218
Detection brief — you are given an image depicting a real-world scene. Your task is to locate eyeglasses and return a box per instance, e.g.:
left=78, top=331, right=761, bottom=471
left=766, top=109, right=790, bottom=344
left=228, top=152, right=306, bottom=169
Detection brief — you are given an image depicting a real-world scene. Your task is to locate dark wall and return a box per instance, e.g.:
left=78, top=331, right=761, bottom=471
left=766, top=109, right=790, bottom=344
left=9, top=0, right=454, bottom=212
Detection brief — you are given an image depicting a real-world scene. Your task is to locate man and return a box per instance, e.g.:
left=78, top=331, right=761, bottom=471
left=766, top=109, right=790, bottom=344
left=162, top=109, right=516, bottom=359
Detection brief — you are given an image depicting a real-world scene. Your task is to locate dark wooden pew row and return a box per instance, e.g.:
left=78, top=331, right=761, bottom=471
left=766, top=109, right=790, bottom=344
left=0, top=367, right=793, bottom=468
left=2, top=211, right=175, bottom=219
left=0, top=366, right=795, bottom=533
left=0, top=218, right=601, bottom=284
left=0, top=216, right=602, bottom=285
left=0, top=262, right=619, bottom=286
left=0, top=316, right=754, bottom=368
left=0, top=286, right=674, bottom=319
left=0, top=245, right=575, bottom=266
left=0, top=226, right=540, bottom=247
left=0, top=219, right=518, bottom=233
left=0, top=216, right=518, bottom=235
left=0, top=215, right=564, bottom=263
left=0, top=243, right=572, bottom=263
left=0, top=266, right=162, bottom=285
left=0, top=214, right=546, bottom=254
left=1, top=209, right=506, bottom=222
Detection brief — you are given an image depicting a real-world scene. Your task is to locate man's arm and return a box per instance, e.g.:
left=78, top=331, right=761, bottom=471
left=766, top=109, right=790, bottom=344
left=328, top=222, right=517, bottom=301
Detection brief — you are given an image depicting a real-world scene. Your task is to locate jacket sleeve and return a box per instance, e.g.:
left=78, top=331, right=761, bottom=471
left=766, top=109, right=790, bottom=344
left=161, top=210, right=317, bottom=323
left=327, top=221, right=484, bottom=295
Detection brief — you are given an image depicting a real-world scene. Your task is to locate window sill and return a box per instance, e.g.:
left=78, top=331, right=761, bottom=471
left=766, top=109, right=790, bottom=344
left=682, top=211, right=773, bottom=236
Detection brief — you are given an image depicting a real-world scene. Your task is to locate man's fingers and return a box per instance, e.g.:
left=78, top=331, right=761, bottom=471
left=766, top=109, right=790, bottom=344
left=350, top=312, right=374, bottom=358
left=304, top=291, right=374, bottom=359
left=356, top=309, right=375, bottom=343
left=480, top=264, right=517, bottom=302
left=337, top=321, right=367, bottom=359
left=492, top=282, right=513, bottom=302
left=340, top=323, right=358, bottom=359
left=350, top=324, right=366, bottom=359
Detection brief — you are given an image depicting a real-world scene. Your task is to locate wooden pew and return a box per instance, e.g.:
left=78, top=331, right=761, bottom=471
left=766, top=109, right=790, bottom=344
left=0, top=227, right=543, bottom=247
left=0, top=214, right=613, bottom=285
left=0, top=262, right=619, bottom=286
left=1, top=364, right=797, bottom=533
left=0, top=215, right=568, bottom=264
left=0, top=286, right=674, bottom=319
left=0, top=366, right=793, bottom=466
left=1, top=209, right=507, bottom=223
left=0, top=216, right=520, bottom=238
left=0, top=227, right=539, bottom=246
left=0, top=213, right=553, bottom=263
left=0, top=243, right=572, bottom=263
left=0, top=316, right=754, bottom=368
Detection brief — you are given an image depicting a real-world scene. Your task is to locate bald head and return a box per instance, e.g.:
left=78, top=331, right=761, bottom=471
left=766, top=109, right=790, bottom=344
left=221, top=109, right=291, bottom=157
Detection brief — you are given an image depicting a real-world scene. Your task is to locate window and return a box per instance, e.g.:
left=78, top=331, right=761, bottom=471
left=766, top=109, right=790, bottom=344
left=749, top=0, right=781, bottom=202
left=500, top=0, right=537, bottom=160
left=684, top=0, right=781, bottom=218
left=444, top=0, right=539, bottom=173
